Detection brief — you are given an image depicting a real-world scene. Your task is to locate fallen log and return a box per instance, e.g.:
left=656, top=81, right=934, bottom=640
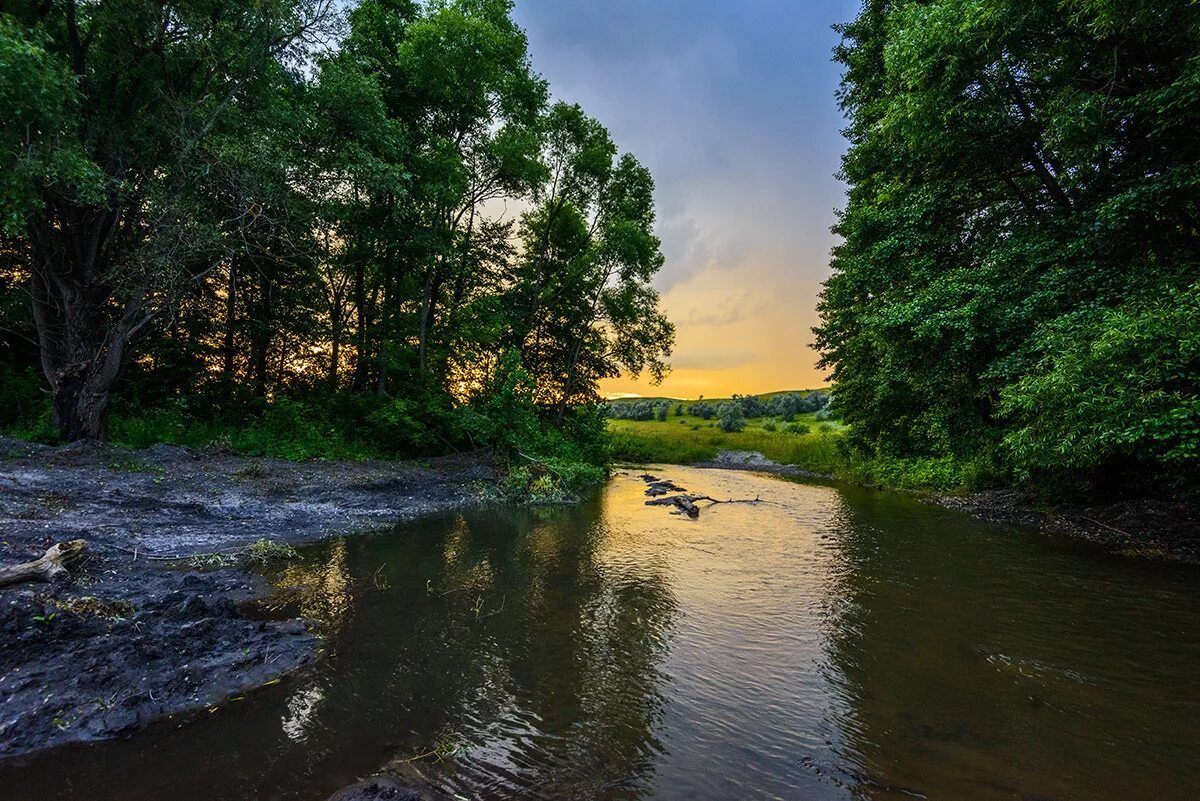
left=644, top=494, right=761, bottom=519
left=0, top=540, right=89, bottom=589
left=674, top=496, right=700, bottom=518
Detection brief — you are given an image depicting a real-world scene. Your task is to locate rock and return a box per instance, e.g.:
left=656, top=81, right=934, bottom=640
left=326, top=776, right=432, bottom=801
left=101, top=707, right=138, bottom=734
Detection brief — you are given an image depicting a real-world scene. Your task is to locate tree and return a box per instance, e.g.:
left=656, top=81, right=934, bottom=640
left=718, top=402, right=745, bottom=433
left=816, top=0, right=1200, bottom=493
left=2, top=0, right=334, bottom=439
left=0, top=0, right=675, bottom=457
left=508, top=103, right=674, bottom=420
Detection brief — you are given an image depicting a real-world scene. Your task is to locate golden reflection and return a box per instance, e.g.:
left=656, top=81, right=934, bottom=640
left=527, top=519, right=563, bottom=564
left=441, top=515, right=470, bottom=566
left=270, top=537, right=353, bottom=631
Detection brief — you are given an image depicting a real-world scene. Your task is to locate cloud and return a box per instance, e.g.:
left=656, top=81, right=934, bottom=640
left=511, top=0, right=859, bottom=395
left=678, top=291, right=764, bottom=327
left=669, top=348, right=759, bottom=371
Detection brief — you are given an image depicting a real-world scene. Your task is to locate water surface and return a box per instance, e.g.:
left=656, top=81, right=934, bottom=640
left=8, top=467, right=1200, bottom=800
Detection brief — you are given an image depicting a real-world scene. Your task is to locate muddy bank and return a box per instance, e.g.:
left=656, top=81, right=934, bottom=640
left=693, top=450, right=1200, bottom=564
left=933, top=489, right=1200, bottom=564
left=0, top=437, right=492, bottom=760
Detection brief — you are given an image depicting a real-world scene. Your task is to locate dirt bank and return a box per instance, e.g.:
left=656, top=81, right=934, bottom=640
left=933, top=489, right=1200, bottom=564
left=694, top=450, right=1200, bottom=564
left=0, top=437, right=492, bottom=761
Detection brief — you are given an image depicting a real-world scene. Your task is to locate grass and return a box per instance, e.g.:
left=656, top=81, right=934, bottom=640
left=607, top=412, right=846, bottom=475
left=607, top=413, right=999, bottom=493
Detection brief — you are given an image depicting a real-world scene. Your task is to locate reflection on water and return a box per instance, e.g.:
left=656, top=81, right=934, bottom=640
left=6, top=467, right=1200, bottom=801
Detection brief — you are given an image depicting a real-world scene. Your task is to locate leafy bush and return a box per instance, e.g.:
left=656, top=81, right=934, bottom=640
left=717, top=402, right=746, bottom=433
left=498, top=457, right=606, bottom=503
left=0, top=365, right=45, bottom=429
left=455, top=351, right=541, bottom=456
left=1000, top=285, right=1200, bottom=494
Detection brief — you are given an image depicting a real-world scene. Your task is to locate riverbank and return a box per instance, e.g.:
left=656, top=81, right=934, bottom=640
left=0, top=437, right=492, bottom=761
left=678, top=449, right=1200, bottom=565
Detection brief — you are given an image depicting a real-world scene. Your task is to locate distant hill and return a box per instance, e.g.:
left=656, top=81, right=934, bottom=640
left=605, top=389, right=827, bottom=407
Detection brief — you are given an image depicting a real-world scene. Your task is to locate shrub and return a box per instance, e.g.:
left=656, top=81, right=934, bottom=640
left=718, top=402, right=746, bottom=433
left=498, top=457, right=606, bottom=503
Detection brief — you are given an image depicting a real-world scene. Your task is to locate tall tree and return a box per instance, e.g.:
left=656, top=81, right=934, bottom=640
left=817, top=0, right=1200, bottom=492
left=2, top=0, right=333, bottom=439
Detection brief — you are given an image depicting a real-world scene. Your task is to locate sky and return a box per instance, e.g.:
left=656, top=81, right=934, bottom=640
left=512, top=0, right=862, bottom=399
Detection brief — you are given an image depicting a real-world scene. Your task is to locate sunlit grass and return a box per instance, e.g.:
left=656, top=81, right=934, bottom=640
left=607, top=413, right=846, bottom=475
left=607, top=413, right=997, bottom=493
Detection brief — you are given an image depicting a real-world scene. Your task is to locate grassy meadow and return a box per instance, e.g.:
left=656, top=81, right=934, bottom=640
left=607, top=407, right=846, bottom=475
left=607, top=399, right=999, bottom=493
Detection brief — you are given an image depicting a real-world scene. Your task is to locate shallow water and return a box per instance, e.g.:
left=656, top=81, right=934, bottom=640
left=7, top=467, right=1200, bottom=800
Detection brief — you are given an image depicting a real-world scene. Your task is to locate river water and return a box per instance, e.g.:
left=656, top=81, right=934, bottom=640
left=8, top=467, right=1200, bottom=800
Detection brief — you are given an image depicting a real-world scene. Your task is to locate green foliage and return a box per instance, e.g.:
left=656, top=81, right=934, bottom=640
left=497, top=458, right=606, bottom=504
left=455, top=351, right=541, bottom=456
left=0, top=365, right=44, bottom=428
left=817, top=0, right=1200, bottom=498
left=1000, top=284, right=1200, bottom=494
left=717, top=402, right=746, bottom=433
left=1, top=0, right=672, bottom=466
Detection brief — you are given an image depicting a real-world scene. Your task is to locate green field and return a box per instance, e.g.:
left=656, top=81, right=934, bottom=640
left=608, top=410, right=997, bottom=493
left=607, top=411, right=845, bottom=475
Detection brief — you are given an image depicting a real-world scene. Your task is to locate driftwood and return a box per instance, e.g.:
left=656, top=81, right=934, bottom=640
left=645, top=494, right=761, bottom=519
left=0, top=540, right=89, bottom=589
left=645, top=480, right=687, bottom=497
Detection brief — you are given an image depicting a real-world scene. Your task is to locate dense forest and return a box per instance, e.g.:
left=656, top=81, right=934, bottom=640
left=0, top=0, right=673, bottom=463
left=817, top=0, right=1200, bottom=498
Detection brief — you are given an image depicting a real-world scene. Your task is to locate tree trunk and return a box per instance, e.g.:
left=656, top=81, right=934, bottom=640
left=250, top=275, right=274, bottom=396
left=28, top=200, right=145, bottom=441
left=51, top=369, right=113, bottom=441
left=417, top=266, right=442, bottom=376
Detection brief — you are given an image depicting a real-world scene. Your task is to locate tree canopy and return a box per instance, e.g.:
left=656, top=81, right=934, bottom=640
left=816, top=0, right=1200, bottom=496
left=0, top=0, right=673, bottom=457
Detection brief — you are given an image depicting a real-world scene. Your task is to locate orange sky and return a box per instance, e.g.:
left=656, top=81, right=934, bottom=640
left=598, top=247, right=833, bottom=400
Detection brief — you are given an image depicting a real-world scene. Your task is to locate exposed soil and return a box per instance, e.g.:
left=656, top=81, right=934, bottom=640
left=694, top=450, right=1200, bottom=564
left=0, top=436, right=492, bottom=762
left=933, top=489, right=1200, bottom=564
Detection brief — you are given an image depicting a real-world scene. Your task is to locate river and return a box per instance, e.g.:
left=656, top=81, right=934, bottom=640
left=8, top=466, right=1200, bottom=800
